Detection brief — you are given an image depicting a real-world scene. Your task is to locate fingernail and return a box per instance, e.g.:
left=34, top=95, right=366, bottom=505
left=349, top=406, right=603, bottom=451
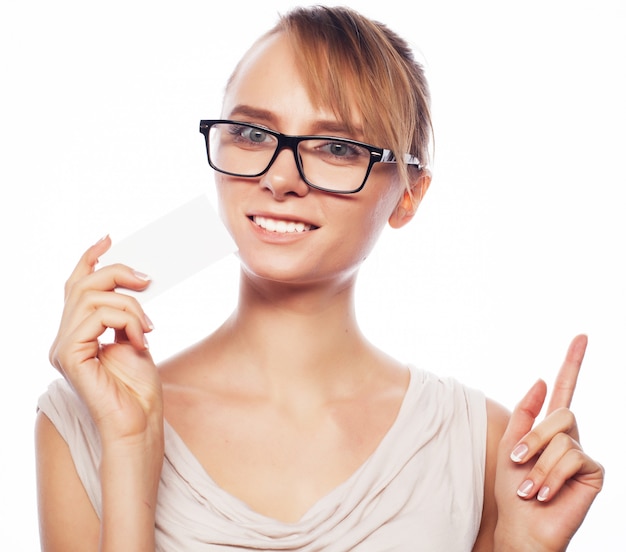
left=537, top=486, right=550, bottom=502
left=143, top=335, right=150, bottom=350
left=510, top=443, right=529, bottom=463
left=133, top=270, right=151, bottom=282
left=517, top=479, right=534, bottom=498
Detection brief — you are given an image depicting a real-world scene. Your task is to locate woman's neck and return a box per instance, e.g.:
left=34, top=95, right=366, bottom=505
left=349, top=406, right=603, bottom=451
left=214, top=269, right=380, bottom=402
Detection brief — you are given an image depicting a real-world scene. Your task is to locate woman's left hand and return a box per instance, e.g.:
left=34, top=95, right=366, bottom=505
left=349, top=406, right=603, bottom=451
left=493, top=335, right=604, bottom=552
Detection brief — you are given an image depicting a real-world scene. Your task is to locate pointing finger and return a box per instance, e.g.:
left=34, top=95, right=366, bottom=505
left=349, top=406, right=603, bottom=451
left=546, top=334, right=587, bottom=415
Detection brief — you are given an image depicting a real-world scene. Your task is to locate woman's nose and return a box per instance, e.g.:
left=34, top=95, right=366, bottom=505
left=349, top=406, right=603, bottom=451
left=259, top=148, right=309, bottom=200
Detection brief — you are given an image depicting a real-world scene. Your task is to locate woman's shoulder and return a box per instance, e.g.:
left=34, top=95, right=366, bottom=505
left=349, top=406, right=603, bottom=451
left=37, top=378, right=91, bottom=428
left=485, top=396, right=510, bottom=427
left=36, top=378, right=103, bottom=516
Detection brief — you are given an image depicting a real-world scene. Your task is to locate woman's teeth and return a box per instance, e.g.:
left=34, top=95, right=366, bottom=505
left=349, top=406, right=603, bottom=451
left=253, top=215, right=314, bottom=233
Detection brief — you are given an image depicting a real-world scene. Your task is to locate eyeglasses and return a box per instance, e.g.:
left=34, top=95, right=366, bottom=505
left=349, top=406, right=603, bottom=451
left=199, top=119, right=422, bottom=194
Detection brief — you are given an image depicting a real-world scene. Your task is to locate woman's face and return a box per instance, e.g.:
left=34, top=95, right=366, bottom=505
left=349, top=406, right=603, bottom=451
left=216, top=32, right=410, bottom=289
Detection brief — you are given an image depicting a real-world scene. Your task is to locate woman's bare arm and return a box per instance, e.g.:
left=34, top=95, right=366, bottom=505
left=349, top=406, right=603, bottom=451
left=473, top=398, right=510, bottom=552
left=36, top=411, right=100, bottom=551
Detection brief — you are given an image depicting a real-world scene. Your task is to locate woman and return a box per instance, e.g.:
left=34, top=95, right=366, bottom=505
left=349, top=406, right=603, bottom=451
left=36, top=6, right=603, bottom=551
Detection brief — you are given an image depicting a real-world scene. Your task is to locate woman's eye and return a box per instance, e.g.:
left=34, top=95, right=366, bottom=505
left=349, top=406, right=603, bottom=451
left=328, top=143, right=349, bottom=156
left=242, top=128, right=268, bottom=143
left=320, top=141, right=367, bottom=160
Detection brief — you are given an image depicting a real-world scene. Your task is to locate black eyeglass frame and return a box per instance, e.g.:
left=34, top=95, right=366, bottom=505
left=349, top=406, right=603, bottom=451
left=199, top=119, right=422, bottom=194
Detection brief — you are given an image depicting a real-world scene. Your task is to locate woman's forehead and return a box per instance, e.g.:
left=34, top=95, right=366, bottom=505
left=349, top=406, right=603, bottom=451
left=222, top=33, right=364, bottom=135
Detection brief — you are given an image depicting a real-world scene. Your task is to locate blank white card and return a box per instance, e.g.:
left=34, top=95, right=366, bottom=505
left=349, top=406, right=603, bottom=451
left=100, top=195, right=237, bottom=302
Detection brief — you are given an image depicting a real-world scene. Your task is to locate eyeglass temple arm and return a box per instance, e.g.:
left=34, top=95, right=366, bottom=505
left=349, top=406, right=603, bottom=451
left=378, top=149, right=422, bottom=168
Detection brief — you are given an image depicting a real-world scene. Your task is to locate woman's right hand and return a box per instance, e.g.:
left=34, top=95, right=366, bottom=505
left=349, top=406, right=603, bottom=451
left=49, top=235, right=163, bottom=446
left=45, top=235, right=164, bottom=550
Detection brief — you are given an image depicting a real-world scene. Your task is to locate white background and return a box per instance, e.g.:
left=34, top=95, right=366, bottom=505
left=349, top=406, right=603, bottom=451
left=1, top=0, right=624, bottom=549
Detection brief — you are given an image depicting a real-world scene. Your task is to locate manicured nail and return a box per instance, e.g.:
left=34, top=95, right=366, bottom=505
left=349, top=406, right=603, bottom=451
left=537, top=486, right=550, bottom=502
left=133, top=270, right=151, bottom=282
left=143, top=335, right=150, bottom=350
left=517, top=479, right=534, bottom=498
left=510, top=443, right=529, bottom=463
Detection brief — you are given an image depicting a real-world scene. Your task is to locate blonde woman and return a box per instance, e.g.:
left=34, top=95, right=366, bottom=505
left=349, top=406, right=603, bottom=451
left=36, top=6, right=603, bottom=551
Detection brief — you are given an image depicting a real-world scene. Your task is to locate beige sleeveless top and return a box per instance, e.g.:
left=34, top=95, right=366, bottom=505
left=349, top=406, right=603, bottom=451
left=38, top=366, right=486, bottom=551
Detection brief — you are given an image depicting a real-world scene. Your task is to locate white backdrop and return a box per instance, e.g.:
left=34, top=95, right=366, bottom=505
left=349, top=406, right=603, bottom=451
left=1, top=1, right=624, bottom=549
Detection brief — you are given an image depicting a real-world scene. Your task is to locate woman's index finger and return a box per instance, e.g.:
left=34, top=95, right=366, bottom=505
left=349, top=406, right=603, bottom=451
left=546, top=334, right=588, bottom=414
left=63, top=236, right=111, bottom=300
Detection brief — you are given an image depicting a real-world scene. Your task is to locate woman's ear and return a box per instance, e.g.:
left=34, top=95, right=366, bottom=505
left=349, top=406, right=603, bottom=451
left=388, top=170, right=431, bottom=229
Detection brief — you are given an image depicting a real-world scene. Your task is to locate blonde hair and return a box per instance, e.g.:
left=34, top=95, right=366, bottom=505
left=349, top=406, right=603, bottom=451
left=228, top=5, right=433, bottom=191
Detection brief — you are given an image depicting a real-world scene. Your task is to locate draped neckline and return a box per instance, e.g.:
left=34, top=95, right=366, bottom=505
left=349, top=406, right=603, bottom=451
left=162, top=364, right=419, bottom=526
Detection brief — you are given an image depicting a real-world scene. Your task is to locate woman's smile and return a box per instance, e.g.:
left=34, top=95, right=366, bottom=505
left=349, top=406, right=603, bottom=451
left=250, top=215, right=317, bottom=234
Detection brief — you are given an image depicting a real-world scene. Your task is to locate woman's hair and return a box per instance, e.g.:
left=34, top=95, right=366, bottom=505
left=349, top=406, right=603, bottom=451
left=271, top=5, right=433, bottom=191
left=225, top=5, right=433, bottom=192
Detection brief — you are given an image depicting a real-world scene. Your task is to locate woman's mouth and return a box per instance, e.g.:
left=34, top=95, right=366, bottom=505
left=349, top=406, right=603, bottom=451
left=251, top=215, right=317, bottom=234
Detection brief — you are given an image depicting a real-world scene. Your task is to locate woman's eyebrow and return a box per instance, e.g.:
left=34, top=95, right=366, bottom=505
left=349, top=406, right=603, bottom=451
left=227, top=105, right=277, bottom=126
left=309, top=120, right=364, bottom=139
left=226, top=104, right=364, bottom=139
